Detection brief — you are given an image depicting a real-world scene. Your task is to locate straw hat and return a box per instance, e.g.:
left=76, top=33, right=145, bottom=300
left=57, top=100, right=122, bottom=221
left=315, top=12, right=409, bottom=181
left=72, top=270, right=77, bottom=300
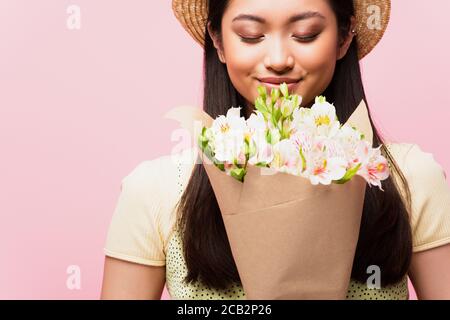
left=172, top=0, right=391, bottom=60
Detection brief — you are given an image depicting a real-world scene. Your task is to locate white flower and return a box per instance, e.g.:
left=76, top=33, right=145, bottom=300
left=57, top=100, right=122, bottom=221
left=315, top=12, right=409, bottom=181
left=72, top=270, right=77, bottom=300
left=211, top=107, right=247, bottom=164
left=247, top=111, right=267, bottom=139
left=336, top=125, right=371, bottom=169
left=291, top=107, right=314, bottom=134
left=246, top=111, right=274, bottom=165
left=211, top=107, right=246, bottom=136
left=200, top=92, right=389, bottom=188
left=270, top=139, right=300, bottom=175
left=280, top=96, right=302, bottom=117
left=308, top=96, right=341, bottom=138
left=357, top=145, right=390, bottom=191
left=248, top=140, right=274, bottom=166
left=307, top=153, right=348, bottom=185
left=267, top=120, right=281, bottom=145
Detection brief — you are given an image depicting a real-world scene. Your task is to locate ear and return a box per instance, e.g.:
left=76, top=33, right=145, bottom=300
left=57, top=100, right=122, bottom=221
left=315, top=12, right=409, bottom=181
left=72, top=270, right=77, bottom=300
left=207, top=22, right=226, bottom=64
left=337, top=16, right=357, bottom=61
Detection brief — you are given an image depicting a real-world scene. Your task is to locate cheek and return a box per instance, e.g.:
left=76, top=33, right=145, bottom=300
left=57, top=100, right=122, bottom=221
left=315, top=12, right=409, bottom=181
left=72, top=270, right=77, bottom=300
left=295, top=33, right=338, bottom=104
left=223, top=36, right=260, bottom=103
left=224, top=46, right=254, bottom=80
left=218, top=30, right=339, bottom=108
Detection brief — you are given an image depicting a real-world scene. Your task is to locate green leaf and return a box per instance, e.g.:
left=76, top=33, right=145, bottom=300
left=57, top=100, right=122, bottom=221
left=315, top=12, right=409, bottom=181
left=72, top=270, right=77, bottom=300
left=292, top=95, right=299, bottom=108
left=271, top=112, right=278, bottom=129
left=198, top=134, right=208, bottom=151
left=257, top=85, right=267, bottom=99
left=230, top=167, right=246, bottom=182
left=334, top=163, right=362, bottom=184
left=275, top=107, right=282, bottom=124
left=205, top=151, right=223, bottom=171
left=266, top=130, right=272, bottom=144
left=255, top=96, right=268, bottom=114
left=271, top=88, right=280, bottom=103
left=299, top=147, right=307, bottom=172
left=198, top=137, right=209, bottom=150
left=244, top=139, right=251, bottom=156
left=215, top=162, right=225, bottom=171
left=255, top=162, right=270, bottom=168
left=316, top=96, right=327, bottom=104
left=199, top=132, right=208, bottom=141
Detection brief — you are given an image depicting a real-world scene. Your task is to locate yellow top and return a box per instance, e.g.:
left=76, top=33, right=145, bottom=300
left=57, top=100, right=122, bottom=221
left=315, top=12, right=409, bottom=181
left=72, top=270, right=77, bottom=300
left=103, top=143, right=450, bottom=299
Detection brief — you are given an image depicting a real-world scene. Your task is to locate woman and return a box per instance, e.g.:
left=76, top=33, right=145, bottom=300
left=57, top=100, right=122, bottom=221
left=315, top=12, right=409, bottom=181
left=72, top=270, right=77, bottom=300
left=101, top=0, right=450, bottom=299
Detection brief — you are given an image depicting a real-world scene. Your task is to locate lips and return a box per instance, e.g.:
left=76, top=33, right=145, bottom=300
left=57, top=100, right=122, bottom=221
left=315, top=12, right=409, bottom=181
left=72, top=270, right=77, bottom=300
left=258, top=77, right=300, bottom=84
left=258, top=78, right=302, bottom=93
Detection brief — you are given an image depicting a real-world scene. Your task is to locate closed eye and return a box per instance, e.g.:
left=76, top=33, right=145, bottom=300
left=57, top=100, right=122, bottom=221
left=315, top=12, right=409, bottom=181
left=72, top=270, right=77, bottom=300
left=239, top=36, right=264, bottom=43
left=293, top=34, right=319, bottom=42
left=239, top=34, right=319, bottom=44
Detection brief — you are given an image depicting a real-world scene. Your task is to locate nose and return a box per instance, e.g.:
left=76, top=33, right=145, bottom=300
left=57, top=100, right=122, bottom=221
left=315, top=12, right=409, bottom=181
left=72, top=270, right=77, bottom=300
left=264, top=37, right=295, bottom=73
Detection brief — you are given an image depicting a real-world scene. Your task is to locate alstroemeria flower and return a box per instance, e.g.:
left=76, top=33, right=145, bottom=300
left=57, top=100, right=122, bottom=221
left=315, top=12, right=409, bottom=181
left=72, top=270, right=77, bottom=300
left=291, top=107, right=314, bottom=134
left=357, top=145, right=390, bottom=191
left=307, top=151, right=348, bottom=186
left=211, top=107, right=247, bottom=164
left=307, top=96, right=341, bottom=138
left=246, top=111, right=267, bottom=140
left=199, top=84, right=389, bottom=188
left=248, top=140, right=274, bottom=166
left=267, top=119, right=281, bottom=145
left=245, top=111, right=274, bottom=165
left=335, top=124, right=367, bottom=167
left=289, top=130, right=315, bottom=174
left=270, top=139, right=299, bottom=175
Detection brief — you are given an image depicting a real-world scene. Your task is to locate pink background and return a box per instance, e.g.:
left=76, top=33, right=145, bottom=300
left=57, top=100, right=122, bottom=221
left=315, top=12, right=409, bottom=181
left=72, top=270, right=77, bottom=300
left=0, top=0, right=449, bottom=299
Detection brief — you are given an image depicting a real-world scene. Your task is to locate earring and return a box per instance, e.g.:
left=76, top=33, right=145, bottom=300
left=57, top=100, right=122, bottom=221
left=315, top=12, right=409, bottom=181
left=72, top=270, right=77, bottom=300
left=351, top=29, right=357, bottom=35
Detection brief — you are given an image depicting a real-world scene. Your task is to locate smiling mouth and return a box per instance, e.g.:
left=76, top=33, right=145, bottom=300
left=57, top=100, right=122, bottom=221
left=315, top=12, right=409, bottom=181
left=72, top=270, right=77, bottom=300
left=257, top=79, right=303, bottom=91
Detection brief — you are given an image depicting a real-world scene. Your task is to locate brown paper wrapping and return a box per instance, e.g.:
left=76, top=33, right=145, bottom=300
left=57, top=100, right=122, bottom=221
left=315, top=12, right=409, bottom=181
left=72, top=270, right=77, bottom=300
left=165, top=100, right=374, bottom=300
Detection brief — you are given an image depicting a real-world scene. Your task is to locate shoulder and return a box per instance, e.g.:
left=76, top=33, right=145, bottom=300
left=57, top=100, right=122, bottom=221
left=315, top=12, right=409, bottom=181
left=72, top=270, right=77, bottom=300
left=104, top=147, right=198, bottom=264
left=403, top=144, right=447, bottom=180
left=122, top=147, right=198, bottom=239
left=385, top=142, right=447, bottom=182
left=386, top=142, right=446, bottom=186
left=385, top=142, right=415, bottom=166
left=386, top=142, right=450, bottom=252
left=123, top=147, right=198, bottom=199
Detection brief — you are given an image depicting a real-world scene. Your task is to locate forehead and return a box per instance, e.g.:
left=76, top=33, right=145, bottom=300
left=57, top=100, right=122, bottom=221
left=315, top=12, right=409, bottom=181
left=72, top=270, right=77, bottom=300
left=224, top=0, right=334, bottom=25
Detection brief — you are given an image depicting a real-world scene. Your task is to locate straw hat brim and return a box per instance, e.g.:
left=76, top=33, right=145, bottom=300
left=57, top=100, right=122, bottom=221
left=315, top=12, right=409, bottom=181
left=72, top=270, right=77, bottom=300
left=172, top=0, right=391, bottom=60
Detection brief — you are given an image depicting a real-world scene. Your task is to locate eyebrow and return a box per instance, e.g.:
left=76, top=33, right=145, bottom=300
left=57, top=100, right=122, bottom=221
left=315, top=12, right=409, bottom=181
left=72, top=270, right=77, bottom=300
left=232, top=11, right=326, bottom=24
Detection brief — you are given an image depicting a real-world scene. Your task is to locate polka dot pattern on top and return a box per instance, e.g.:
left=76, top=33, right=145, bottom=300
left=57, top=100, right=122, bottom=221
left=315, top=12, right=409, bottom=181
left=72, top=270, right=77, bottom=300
left=166, top=153, right=409, bottom=300
left=165, top=228, right=409, bottom=300
left=166, top=229, right=246, bottom=300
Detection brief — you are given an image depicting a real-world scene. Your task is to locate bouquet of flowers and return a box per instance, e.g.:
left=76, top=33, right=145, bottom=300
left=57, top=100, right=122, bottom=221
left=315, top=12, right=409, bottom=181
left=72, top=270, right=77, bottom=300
left=198, top=83, right=389, bottom=190
left=165, top=84, right=386, bottom=300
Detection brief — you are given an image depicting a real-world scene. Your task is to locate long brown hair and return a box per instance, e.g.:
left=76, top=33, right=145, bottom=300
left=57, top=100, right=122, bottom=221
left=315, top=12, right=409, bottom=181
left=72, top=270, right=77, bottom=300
left=176, top=0, right=413, bottom=290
